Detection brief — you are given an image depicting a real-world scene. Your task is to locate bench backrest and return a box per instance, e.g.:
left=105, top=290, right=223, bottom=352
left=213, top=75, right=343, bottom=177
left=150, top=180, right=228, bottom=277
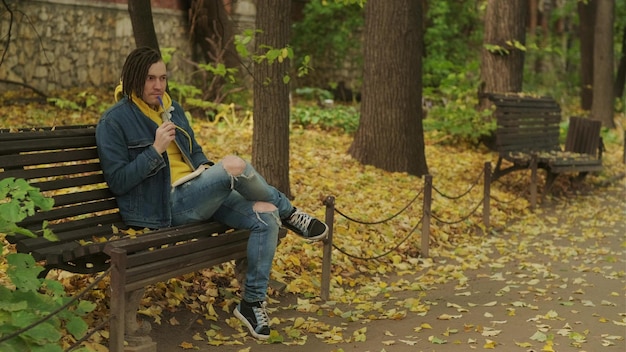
left=565, top=116, right=602, bottom=157
left=489, top=94, right=561, bottom=155
left=0, top=126, right=124, bottom=265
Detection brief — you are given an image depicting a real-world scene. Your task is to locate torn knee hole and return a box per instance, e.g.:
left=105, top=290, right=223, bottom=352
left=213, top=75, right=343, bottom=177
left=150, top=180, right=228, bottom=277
left=253, top=202, right=277, bottom=213
left=222, top=155, right=246, bottom=176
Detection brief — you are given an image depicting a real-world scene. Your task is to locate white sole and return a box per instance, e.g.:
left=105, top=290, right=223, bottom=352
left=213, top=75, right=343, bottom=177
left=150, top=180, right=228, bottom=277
left=233, top=307, right=270, bottom=340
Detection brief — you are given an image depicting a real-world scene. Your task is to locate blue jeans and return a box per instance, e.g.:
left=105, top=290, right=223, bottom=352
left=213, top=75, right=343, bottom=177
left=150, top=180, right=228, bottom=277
left=170, top=159, right=294, bottom=302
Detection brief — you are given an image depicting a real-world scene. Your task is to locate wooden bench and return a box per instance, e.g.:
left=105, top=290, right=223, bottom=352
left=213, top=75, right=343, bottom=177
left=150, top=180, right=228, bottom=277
left=0, top=125, right=285, bottom=352
left=486, top=93, right=603, bottom=207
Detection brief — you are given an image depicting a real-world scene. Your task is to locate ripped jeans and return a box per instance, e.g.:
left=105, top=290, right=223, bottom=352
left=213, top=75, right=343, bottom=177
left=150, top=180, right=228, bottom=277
left=170, top=157, right=294, bottom=302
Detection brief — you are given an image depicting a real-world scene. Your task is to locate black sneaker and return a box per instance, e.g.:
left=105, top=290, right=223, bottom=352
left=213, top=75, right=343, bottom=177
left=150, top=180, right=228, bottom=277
left=233, top=300, right=270, bottom=340
left=282, top=208, right=328, bottom=241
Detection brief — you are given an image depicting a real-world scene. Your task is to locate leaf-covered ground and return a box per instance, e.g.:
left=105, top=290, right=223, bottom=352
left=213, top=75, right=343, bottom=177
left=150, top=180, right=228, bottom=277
left=0, top=89, right=624, bottom=351
left=152, top=124, right=625, bottom=352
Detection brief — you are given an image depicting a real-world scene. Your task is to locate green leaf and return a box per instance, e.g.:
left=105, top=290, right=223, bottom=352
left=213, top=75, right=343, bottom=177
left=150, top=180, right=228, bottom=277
left=484, top=43, right=509, bottom=55
left=6, top=253, right=45, bottom=292
left=31, top=344, right=63, bottom=352
left=42, top=279, right=65, bottom=296
left=0, top=339, right=29, bottom=352
left=66, top=316, right=89, bottom=339
left=267, top=329, right=284, bottom=343
left=22, top=321, right=63, bottom=344
left=42, top=223, right=59, bottom=242
left=266, top=49, right=280, bottom=64
left=0, top=202, right=22, bottom=223
left=0, top=300, right=28, bottom=312
left=530, top=331, right=547, bottom=342
left=429, top=336, right=447, bottom=344
left=12, top=310, right=41, bottom=329
left=27, top=190, right=54, bottom=211
left=75, top=300, right=97, bottom=315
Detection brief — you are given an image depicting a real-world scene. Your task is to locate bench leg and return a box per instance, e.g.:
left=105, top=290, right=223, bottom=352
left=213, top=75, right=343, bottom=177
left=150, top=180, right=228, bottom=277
left=530, top=155, right=538, bottom=210
left=544, top=172, right=558, bottom=196
left=573, top=171, right=588, bottom=184
left=123, top=289, right=156, bottom=352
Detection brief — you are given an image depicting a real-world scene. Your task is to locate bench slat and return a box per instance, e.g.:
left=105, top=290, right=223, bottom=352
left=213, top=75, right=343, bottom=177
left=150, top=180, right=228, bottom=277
left=15, top=216, right=123, bottom=252
left=32, top=174, right=107, bottom=193
left=0, top=148, right=99, bottom=169
left=0, top=125, right=96, bottom=137
left=51, top=188, right=115, bottom=207
left=18, top=198, right=119, bottom=227
left=8, top=212, right=122, bottom=244
left=105, top=221, right=234, bottom=254
left=122, top=230, right=249, bottom=269
left=0, top=163, right=103, bottom=181
left=0, top=136, right=97, bottom=155
left=496, top=115, right=561, bottom=124
left=124, top=241, right=248, bottom=291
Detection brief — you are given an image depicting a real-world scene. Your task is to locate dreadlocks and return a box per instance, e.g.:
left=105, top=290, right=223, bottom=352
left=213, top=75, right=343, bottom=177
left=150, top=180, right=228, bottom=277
left=121, top=47, right=162, bottom=99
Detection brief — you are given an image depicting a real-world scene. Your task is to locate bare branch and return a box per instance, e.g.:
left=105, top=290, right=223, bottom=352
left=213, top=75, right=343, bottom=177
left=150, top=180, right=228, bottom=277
left=0, top=79, right=47, bottom=97
left=0, top=0, right=13, bottom=68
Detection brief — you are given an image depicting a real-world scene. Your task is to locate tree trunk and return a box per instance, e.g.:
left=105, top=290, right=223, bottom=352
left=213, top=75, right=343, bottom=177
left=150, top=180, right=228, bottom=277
left=615, top=24, right=626, bottom=99
left=591, top=0, right=615, bottom=128
left=348, top=0, right=428, bottom=177
left=128, top=0, right=160, bottom=51
left=189, top=0, right=239, bottom=68
left=252, top=0, right=292, bottom=197
left=528, top=0, right=538, bottom=34
left=479, top=0, right=528, bottom=98
left=578, top=0, right=596, bottom=110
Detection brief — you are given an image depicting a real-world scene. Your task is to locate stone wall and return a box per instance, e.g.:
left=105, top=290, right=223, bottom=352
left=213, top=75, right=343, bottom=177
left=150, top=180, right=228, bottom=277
left=0, top=0, right=257, bottom=94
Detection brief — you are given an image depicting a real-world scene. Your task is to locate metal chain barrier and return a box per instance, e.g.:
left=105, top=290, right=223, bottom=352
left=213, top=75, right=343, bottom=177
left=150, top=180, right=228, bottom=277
left=331, top=215, right=424, bottom=261
left=319, top=161, right=530, bottom=300
left=334, top=189, right=423, bottom=225
left=430, top=169, right=484, bottom=225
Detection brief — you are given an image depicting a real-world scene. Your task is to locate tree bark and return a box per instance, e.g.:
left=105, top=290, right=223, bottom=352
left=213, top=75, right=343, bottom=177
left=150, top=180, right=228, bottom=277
left=128, top=0, right=160, bottom=51
left=528, top=0, right=538, bottom=35
left=189, top=0, right=239, bottom=68
left=348, top=0, right=428, bottom=177
left=578, top=0, right=596, bottom=110
left=615, top=24, right=626, bottom=99
left=479, top=0, right=528, bottom=97
left=252, top=0, right=292, bottom=197
left=591, top=0, right=615, bottom=128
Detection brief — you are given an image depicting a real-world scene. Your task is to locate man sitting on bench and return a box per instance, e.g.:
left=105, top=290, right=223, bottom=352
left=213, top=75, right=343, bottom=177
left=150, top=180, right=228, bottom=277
left=95, top=47, right=328, bottom=340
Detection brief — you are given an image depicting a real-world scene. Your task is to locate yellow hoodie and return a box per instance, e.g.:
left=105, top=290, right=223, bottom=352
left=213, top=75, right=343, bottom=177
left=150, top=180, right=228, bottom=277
left=114, top=83, right=193, bottom=184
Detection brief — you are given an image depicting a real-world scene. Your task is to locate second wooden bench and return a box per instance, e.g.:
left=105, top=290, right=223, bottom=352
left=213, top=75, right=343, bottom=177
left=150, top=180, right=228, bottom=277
left=486, top=93, right=603, bottom=207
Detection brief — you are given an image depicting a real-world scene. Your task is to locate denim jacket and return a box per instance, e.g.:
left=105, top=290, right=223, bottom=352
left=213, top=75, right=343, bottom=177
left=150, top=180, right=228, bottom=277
left=96, top=97, right=211, bottom=228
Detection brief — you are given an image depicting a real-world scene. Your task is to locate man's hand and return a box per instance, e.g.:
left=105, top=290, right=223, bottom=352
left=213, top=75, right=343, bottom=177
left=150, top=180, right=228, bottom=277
left=153, top=121, right=176, bottom=154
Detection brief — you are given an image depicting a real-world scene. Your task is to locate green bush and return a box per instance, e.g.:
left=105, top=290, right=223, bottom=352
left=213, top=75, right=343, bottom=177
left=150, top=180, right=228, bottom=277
left=291, top=105, right=360, bottom=133
left=423, top=66, right=496, bottom=145
left=0, top=178, right=94, bottom=352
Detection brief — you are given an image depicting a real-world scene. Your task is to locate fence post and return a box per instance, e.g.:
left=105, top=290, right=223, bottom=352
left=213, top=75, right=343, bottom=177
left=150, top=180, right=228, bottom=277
left=109, top=247, right=127, bottom=352
left=321, top=195, right=335, bottom=301
left=483, top=162, right=491, bottom=230
left=421, top=175, right=432, bottom=258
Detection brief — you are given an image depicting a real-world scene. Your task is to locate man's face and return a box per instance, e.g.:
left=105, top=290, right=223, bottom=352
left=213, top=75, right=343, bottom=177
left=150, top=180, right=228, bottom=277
left=142, top=61, right=167, bottom=107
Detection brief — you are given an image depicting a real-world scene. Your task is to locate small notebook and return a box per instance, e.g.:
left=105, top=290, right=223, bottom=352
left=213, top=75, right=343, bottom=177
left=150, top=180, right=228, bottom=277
left=172, top=165, right=208, bottom=187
